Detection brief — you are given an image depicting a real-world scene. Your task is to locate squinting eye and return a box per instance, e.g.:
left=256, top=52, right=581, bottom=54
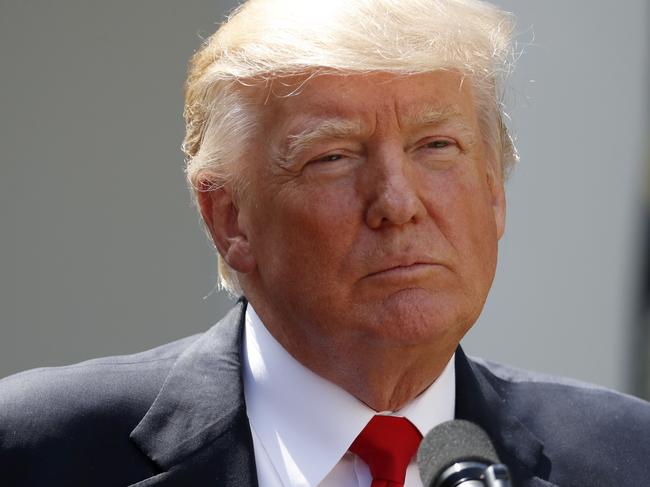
left=315, top=154, right=344, bottom=163
left=426, top=140, right=453, bottom=149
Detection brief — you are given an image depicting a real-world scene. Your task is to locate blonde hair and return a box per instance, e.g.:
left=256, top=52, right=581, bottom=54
left=183, top=0, right=518, bottom=295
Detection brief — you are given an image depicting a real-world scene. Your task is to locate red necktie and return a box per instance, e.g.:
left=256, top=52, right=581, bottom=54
left=349, top=415, right=423, bottom=487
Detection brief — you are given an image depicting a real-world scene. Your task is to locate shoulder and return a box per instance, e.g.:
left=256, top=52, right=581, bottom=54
left=470, top=355, right=650, bottom=420
left=470, top=356, right=650, bottom=482
left=0, top=333, right=201, bottom=484
left=0, top=333, right=201, bottom=425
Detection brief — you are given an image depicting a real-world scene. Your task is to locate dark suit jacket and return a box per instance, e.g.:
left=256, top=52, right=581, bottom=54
left=2, top=300, right=650, bottom=486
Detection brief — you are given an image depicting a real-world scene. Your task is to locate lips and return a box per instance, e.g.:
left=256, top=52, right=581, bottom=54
left=365, top=258, right=442, bottom=279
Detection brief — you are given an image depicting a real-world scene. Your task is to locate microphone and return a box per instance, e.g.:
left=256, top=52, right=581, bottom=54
left=417, top=420, right=513, bottom=487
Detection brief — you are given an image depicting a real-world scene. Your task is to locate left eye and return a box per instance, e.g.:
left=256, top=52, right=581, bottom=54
left=426, top=140, right=453, bottom=149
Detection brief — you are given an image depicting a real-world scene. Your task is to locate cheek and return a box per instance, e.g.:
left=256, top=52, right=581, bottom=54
left=290, top=189, right=356, bottom=242
left=254, top=185, right=362, bottom=274
left=458, top=192, right=499, bottom=294
left=422, top=166, right=498, bottom=272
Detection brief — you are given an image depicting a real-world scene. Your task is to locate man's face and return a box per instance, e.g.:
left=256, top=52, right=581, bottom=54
left=229, top=71, right=504, bottom=356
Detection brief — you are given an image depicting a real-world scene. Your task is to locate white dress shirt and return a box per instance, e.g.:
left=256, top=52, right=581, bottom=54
left=242, top=305, right=456, bottom=487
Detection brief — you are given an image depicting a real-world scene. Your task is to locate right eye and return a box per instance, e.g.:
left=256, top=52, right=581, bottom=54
left=312, top=153, right=345, bottom=163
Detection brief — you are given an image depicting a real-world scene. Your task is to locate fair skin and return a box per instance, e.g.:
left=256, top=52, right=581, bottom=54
left=199, top=71, right=506, bottom=411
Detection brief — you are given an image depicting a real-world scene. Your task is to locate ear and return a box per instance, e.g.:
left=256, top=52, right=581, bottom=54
left=197, top=186, right=256, bottom=274
left=487, top=165, right=506, bottom=240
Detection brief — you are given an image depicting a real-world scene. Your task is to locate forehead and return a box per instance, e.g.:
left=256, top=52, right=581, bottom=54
left=257, top=71, right=479, bottom=133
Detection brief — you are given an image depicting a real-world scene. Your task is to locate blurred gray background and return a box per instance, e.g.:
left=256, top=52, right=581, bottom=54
left=1, top=1, right=649, bottom=397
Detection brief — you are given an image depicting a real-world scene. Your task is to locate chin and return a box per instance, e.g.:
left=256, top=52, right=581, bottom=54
left=364, top=288, right=475, bottom=347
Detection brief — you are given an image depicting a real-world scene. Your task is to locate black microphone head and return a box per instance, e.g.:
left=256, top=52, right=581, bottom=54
left=417, top=420, right=501, bottom=487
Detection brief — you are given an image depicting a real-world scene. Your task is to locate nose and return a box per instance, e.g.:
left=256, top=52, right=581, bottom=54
left=364, top=149, right=426, bottom=229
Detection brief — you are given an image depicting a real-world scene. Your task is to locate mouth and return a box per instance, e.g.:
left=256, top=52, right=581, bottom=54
left=365, top=262, right=442, bottom=280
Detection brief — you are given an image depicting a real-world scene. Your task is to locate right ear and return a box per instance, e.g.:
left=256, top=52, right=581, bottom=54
left=197, top=185, right=256, bottom=274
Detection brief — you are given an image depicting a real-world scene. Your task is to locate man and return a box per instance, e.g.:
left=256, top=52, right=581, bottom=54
left=1, top=0, right=649, bottom=486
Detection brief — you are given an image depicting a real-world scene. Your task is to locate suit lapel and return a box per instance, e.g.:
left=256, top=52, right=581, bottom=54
left=128, top=301, right=258, bottom=487
left=455, top=347, right=557, bottom=487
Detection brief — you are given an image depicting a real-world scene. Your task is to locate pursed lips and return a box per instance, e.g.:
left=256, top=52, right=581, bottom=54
left=364, top=259, right=444, bottom=279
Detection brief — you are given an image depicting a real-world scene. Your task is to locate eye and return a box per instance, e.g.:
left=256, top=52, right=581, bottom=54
left=417, top=137, right=461, bottom=158
left=308, top=152, right=352, bottom=165
left=413, top=137, right=461, bottom=169
left=315, top=154, right=345, bottom=163
left=303, top=150, right=360, bottom=178
left=425, top=139, right=455, bottom=150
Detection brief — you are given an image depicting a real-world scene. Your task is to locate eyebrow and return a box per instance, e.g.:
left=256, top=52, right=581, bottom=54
left=404, top=104, right=475, bottom=137
left=281, top=118, right=363, bottom=166
left=404, top=104, right=463, bottom=126
left=406, top=104, right=478, bottom=149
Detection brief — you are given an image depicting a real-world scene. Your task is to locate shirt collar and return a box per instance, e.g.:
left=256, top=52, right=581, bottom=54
left=242, top=304, right=455, bottom=487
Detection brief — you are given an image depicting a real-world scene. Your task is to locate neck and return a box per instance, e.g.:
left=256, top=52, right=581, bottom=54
left=295, top=340, right=456, bottom=411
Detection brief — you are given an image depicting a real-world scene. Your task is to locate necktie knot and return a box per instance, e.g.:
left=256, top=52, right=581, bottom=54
left=350, top=415, right=422, bottom=487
